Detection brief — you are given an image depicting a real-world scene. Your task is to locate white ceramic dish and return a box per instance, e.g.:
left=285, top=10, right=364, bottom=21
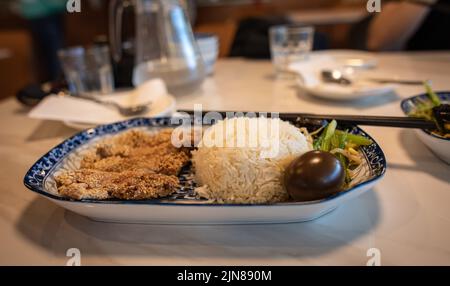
left=401, top=92, right=450, bottom=164
left=296, top=78, right=395, bottom=101
left=24, top=117, right=386, bottom=224
left=63, top=94, right=176, bottom=130
left=289, top=51, right=394, bottom=101
left=29, top=79, right=177, bottom=130
left=324, top=50, right=378, bottom=69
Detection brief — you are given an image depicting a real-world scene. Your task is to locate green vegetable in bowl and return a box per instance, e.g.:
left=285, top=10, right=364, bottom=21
left=312, top=120, right=372, bottom=185
left=409, top=82, right=441, bottom=121
left=408, top=82, right=449, bottom=138
left=424, top=81, right=442, bottom=107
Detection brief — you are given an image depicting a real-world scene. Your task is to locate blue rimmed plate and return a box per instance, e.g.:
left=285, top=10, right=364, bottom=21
left=400, top=92, right=450, bottom=164
left=23, top=117, right=386, bottom=224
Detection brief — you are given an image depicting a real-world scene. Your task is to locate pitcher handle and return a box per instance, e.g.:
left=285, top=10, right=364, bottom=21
left=109, top=0, right=132, bottom=62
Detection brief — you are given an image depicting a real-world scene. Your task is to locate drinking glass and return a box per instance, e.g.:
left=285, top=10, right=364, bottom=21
left=58, top=46, right=114, bottom=95
left=269, top=25, right=314, bottom=77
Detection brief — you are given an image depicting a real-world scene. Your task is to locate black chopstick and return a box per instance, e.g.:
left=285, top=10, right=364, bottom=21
left=176, top=110, right=436, bottom=130
left=284, top=113, right=436, bottom=129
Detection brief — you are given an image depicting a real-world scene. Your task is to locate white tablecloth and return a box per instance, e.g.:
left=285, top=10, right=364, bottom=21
left=1, top=52, right=449, bottom=265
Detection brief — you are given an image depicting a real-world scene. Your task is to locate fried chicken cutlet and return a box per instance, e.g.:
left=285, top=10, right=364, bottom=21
left=55, top=129, right=191, bottom=200
left=56, top=169, right=179, bottom=200
left=80, top=129, right=190, bottom=175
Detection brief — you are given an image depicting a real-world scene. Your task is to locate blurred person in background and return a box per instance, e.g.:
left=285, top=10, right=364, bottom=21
left=12, top=0, right=66, bottom=81
left=362, top=0, right=450, bottom=51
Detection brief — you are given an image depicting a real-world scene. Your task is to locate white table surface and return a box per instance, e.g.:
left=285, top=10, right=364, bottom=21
left=1, top=52, right=450, bottom=265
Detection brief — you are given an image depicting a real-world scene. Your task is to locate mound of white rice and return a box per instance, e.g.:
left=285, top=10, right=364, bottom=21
left=191, top=117, right=312, bottom=204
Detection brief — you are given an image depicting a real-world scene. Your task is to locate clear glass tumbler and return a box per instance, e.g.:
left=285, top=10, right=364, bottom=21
left=58, top=46, right=114, bottom=95
left=269, top=25, right=314, bottom=77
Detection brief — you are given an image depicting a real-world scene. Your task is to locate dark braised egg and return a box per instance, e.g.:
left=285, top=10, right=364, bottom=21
left=284, top=150, right=345, bottom=202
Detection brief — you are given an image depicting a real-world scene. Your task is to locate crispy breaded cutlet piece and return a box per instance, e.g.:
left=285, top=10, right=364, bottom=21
left=80, top=129, right=191, bottom=176
left=112, top=129, right=174, bottom=148
left=55, top=129, right=190, bottom=200
left=80, top=152, right=190, bottom=175
left=55, top=169, right=179, bottom=200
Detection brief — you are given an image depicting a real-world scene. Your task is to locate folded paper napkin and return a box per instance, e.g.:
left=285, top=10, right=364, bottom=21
left=288, top=54, right=394, bottom=100
left=28, top=79, right=176, bottom=125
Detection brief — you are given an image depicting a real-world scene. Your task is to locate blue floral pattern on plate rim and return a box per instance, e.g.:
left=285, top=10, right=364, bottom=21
left=400, top=91, right=450, bottom=141
left=23, top=116, right=387, bottom=206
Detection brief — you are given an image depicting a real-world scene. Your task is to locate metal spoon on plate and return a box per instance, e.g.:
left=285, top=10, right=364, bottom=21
left=321, top=69, right=424, bottom=86
left=77, top=94, right=152, bottom=117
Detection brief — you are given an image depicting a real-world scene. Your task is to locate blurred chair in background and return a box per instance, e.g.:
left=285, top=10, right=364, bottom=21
left=229, top=16, right=329, bottom=59
left=229, top=16, right=292, bottom=59
left=15, top=0, right=67, bottom=82
left=0, top=30, right=34, bottom=99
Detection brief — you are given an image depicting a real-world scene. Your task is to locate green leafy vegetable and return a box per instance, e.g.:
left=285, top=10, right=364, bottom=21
left=320, top=119, right=337, bottom=151
left=409, top=82, right=441, bottom=121
left=313, top=120, right=373, bottom=186
left=424, top=81, right=441, bottom=107
left=407, top=82, right=449, bottom=138
left=335, top=130, right=372, bottom=146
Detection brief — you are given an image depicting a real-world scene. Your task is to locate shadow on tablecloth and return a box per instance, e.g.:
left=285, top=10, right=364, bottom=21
left=25, top=120, right=78, bottom=142
left=16, top=189, right=381, bottom=264
left=390, top=130, right=450, bottom=182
